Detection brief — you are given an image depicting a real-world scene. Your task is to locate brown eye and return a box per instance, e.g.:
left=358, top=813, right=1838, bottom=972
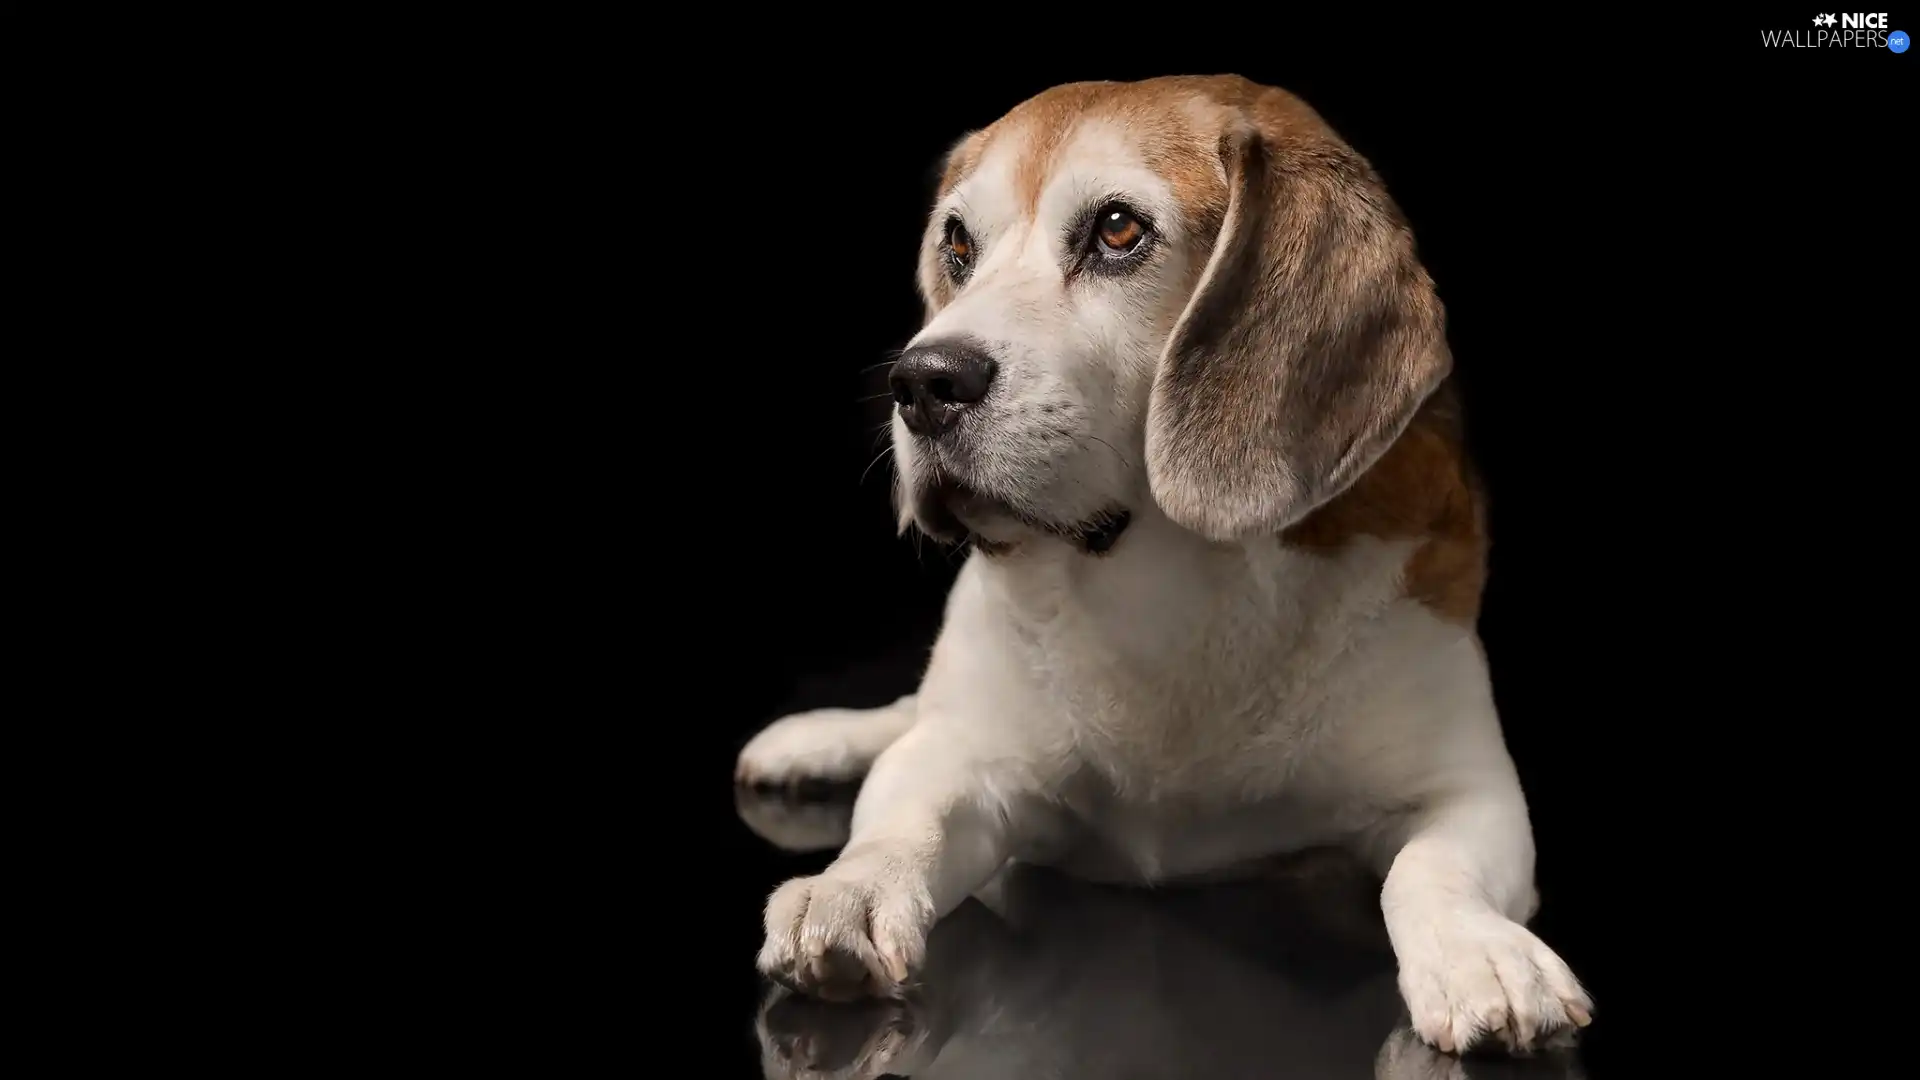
left=1095, top=208, right=1145, bottom=255
left=946, top=220, right=973, bottom=262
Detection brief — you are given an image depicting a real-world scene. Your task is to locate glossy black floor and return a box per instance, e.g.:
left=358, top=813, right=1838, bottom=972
left=722, top=783, right=1591, bottom=1080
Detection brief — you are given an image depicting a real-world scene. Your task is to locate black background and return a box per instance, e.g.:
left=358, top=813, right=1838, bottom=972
left=358, top=17, right=1909, bottom=1075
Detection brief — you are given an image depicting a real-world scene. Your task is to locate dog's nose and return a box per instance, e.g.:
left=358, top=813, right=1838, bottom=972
left=889, top=342, right=997, bottom=438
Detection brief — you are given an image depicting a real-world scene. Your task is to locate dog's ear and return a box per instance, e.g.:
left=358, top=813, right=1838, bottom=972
left=1145, top=122, right=1451, bottom=542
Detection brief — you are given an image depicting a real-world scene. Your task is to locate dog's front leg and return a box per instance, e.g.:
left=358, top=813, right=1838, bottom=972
left=1376, top=791, right=1593, bottom=1054
left=756, top=720, right=1037, bottom=1001
left=735, top=694, right=918, bottom=788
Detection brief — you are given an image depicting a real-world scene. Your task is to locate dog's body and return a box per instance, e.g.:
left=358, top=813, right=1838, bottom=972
left=742, top=75, right=1590, bottom=1054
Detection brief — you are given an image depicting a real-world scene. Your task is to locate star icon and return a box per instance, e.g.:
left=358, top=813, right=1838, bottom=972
left=1821, top=13, right=1838, bottom=26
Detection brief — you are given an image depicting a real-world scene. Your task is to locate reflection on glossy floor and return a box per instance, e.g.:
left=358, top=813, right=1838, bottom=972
left=737, top=786, right=1588, bottom=1080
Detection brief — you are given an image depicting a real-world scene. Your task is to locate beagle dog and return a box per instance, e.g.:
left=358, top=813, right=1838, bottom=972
left=739, top=74, right=1591, bottom=1055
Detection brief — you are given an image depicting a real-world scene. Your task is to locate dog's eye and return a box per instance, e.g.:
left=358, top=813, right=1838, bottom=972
left=1095, top=208, right=1146, bottom=256
left=944, top=219, right=974, bottom=277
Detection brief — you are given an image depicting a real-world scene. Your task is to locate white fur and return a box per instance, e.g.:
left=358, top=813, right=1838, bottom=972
left=737, top=696, right=918, bottom=787
left=750, top=104, right=1590, bottom=1055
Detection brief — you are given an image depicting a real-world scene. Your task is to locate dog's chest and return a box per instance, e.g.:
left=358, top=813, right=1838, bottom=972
left=988, top=526, right=1419, bottom=802
left=1038, top=785, right=1365, bottom=884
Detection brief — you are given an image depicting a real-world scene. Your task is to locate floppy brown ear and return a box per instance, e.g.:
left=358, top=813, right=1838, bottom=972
left=1145, top=124, right=1452, bottom=542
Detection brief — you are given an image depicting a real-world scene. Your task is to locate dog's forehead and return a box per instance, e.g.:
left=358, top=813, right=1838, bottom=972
left=942, top=80, right=1227, bottom=227
left=957, top=120, right=1165, bottom=235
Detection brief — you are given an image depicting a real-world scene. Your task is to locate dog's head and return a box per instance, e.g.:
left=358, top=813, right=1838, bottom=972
left=890, top=75, right=1451, bottom=551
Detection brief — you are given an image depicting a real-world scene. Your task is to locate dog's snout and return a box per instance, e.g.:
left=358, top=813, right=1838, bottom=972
left=890, top=342, right=997, bottom=438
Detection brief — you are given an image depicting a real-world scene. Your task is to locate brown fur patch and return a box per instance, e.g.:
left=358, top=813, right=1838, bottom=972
left=1282, top=381, right=1488, bottom=624
left=1004, top=83, right=1133, bottom=214
left=967, top=77, right=1275, bottom=218
left=936, top=131, right=987, bottom=202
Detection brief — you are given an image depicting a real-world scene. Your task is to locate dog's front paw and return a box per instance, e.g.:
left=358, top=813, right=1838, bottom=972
left=758, top=856, right=935, bottom=1001
left=736, top=708, right=893, bottom=789
left=1396, top=913, right=1591, bottom=1054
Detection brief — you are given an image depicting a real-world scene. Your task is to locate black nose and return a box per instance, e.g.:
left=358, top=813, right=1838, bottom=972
left=889, top=341, right=998, bottom=438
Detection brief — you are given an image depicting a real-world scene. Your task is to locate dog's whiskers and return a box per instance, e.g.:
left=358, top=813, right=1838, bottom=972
left=1084, top=435, right=1134, bottom=469
left=859, top=445, right=896, bottom=487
